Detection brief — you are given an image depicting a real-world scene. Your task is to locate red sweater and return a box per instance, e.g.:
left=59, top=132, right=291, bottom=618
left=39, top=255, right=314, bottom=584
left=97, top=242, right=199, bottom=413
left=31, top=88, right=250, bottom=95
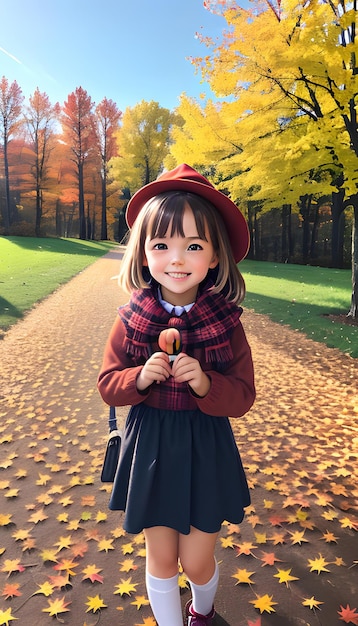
left=98, top=315, right=255, bottom=418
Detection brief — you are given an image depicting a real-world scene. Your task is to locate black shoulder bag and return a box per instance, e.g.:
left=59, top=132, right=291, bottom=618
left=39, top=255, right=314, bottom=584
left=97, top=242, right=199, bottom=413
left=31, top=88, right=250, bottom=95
left=100, top=406, right=121, bottom=482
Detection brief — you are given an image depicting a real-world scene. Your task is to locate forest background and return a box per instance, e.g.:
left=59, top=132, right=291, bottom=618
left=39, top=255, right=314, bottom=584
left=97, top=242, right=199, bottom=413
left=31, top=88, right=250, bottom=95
left=0, top=0, right=357, bottom=317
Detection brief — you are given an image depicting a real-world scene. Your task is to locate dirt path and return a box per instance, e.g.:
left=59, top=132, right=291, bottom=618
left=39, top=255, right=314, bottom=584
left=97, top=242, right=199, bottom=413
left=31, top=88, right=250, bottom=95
left=0, top=247, right=357, bottom=626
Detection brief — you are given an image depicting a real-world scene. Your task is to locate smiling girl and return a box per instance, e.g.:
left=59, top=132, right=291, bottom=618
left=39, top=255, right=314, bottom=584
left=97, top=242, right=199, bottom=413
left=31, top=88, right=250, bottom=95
left=98, top=164, right=255, bottom=626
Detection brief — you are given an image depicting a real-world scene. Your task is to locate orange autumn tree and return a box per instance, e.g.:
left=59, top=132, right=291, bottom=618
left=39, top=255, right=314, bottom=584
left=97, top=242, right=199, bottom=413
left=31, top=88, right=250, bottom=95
left=24, top=88, right=61, bottom=236
left=61, top=87, right=96, bottom=239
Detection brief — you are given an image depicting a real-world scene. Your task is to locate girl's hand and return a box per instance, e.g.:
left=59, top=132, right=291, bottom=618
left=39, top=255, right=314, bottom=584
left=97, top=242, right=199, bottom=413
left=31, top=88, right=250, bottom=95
left=137, top=352, right=171, bottom=391
left=172, top=353, right=211, bottom=398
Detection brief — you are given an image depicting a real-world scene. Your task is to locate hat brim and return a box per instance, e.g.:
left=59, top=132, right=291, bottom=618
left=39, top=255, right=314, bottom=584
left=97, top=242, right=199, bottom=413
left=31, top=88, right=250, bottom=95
left=126, top=178, right=250, bottom=263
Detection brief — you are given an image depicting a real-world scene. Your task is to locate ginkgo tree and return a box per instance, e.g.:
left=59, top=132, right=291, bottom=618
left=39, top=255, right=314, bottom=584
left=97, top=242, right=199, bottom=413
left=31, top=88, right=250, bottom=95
left=176, top=0, right=358, bottom=315
left=111, top=100, right=181, bottom=201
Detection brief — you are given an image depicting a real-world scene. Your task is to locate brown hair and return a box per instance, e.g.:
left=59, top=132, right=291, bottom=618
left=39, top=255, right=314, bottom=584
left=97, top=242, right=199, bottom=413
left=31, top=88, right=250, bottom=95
left=119, top=191, right=246, bottom=305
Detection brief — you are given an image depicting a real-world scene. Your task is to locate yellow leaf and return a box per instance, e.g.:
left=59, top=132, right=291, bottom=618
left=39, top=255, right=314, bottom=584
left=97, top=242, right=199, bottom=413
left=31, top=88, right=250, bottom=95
left=0, top=607, right=18, bottom=625
left=273, top=568, right=299, bottom=586
left=0, top=514, right=12, bottom=527
left=97, top=538, right=114, bottom=553
left=308, top=554, right=331, bottom=574
left=33, top=581, right=55, bottom=597
left=120, top=559, right=137, bottom=572
left=131, top=595, right=150, bottom=610
left=40, top=548, right=59, bottom=563
left=1, top=559, right=25, bottom=576
left=122, top=542, right=134, bottom=555
left=85, top=594, right=107, bottom=613
left=134, top=617, right=156, bottom=626
left=4, top=489, right=19, bottom=499
left=232, top=568, right=256, bottom=585
left=249, top=593, right=278, bottom=614
left=220, top=536, right=235, bottom=549
left=254, top=532, right=267, bottom=544
left=114, top=577, right=138, bottom=596
left=178, top=573, right=189, bottom=589
left=302, top=596, right=324, bottom=610
left=95, top=510, right=108, bottom=523
left=42, top=596, right=71, bottom=617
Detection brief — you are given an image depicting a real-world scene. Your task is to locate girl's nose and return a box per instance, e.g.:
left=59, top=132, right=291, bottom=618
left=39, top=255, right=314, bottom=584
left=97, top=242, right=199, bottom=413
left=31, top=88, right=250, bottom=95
left=170, top=251, right=184, bottom=264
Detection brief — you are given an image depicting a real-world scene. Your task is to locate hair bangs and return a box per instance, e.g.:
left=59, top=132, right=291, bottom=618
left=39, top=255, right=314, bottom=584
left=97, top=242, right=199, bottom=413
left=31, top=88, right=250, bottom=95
left=147, top=192, right=209, bottom=242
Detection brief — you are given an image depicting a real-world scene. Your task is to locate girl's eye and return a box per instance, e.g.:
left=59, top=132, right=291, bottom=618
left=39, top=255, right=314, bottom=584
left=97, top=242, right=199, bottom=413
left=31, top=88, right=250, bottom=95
left=188, top=243, right=203, bottom=251
left=153, top=243, right=168, bottom=250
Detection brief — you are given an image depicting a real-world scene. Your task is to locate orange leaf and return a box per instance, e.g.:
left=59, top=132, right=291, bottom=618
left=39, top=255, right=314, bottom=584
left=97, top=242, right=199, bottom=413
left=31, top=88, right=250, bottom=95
left=337, top=604, right=358, bottom=624
left=1, top=582, right=22, bottom=599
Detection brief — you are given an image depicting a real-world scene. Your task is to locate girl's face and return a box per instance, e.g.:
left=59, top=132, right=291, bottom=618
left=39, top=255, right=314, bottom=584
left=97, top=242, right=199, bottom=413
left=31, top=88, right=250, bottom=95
left=144, top=203, right=218, bottom=306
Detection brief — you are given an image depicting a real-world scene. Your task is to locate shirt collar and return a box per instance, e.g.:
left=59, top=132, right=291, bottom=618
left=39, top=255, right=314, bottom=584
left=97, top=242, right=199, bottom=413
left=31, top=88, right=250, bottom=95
left=158, top=287, right=195, bottom=316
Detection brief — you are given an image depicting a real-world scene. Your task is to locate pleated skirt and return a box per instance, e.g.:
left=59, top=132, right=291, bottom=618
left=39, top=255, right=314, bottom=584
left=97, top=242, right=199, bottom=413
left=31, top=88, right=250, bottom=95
left=109, top=403, right=250, bottom=535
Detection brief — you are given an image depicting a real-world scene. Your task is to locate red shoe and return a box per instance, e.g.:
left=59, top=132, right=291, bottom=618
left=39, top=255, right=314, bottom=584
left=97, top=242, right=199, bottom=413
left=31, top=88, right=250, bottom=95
left=185, top=600, right=215, bottom=625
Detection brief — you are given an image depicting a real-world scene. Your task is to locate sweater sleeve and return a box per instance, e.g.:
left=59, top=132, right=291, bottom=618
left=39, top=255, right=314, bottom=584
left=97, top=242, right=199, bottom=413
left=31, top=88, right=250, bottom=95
left=193, top=322, right=255, bottom=418
left=97, top=317, right=149, bottom=407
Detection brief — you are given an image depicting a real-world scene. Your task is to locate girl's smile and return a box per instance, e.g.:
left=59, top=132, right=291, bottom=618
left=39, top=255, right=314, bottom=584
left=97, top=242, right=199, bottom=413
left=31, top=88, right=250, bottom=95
left=144, top=204, right=218, bottom=306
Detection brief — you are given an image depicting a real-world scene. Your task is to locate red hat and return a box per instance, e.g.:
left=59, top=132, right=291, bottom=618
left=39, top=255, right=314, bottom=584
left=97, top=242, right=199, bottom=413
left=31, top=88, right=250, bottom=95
left=126, top=163, right=250, bottom=263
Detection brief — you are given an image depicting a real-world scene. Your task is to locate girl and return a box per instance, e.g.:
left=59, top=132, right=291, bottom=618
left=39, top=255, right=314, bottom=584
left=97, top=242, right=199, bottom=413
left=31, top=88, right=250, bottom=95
left=98, top=164, right=255, bottom=626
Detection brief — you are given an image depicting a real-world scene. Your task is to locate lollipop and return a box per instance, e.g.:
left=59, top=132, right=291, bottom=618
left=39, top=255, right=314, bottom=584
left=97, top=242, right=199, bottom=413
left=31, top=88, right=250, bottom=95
left=158, top=328, right=181, bottom=362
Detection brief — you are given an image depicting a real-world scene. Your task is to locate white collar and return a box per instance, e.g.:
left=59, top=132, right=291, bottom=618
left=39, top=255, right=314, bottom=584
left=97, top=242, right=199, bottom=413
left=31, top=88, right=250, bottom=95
left=158, top=287, right=195, bottom=316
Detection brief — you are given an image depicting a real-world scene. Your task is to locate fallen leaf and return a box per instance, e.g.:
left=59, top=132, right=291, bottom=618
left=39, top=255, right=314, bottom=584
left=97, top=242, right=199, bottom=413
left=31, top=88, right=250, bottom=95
left=337, top=604, right=358, bottom=624
left=0, top=607, right=18, bottom=625
left=42, top=596, right=71, bottom=617
left=85, top=594, right=107, bottom=613
left=302, top=596, right=324, bottom=610
left=308, top=554, right=331, bottom=574
left=232, top=568, right=256, bottom=585
left=273, top=568, right=299, bottom=586
left=131, top=595, right=150, bottom=610
left=250, top=593, right=278, bottom=614
left=114, top=577, right=138, bottom=596
left=82, top=564, right=104, bottom=584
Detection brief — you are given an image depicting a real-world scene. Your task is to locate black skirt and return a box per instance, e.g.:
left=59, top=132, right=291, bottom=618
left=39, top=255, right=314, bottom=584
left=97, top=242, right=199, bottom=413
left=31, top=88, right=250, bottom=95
left=109, top=403, right=250, bottom=535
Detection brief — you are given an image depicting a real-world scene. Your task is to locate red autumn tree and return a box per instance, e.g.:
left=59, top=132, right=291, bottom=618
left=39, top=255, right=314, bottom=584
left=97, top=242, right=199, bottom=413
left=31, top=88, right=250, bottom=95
left=24, top=88, right=61, bottom=236
left=61, top=87, right=95, bottom=239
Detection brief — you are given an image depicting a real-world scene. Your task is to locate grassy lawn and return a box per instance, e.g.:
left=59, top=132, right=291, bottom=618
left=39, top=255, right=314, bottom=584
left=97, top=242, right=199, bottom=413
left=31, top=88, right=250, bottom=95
left=0, top=236, right=117, bottom=332
left=0, top=237, right=356, bottom=357
left=241, top=260, right=357, bottom=357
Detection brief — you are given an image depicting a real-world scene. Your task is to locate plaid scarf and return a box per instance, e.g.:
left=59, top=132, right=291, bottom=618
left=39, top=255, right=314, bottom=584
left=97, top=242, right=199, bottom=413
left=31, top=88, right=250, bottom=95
left=118, top=281, right=242, bottom=367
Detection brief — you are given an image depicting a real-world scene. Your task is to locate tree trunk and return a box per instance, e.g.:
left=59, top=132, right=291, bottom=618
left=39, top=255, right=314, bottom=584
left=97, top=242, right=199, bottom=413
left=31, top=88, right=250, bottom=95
left=310, top=203, right=320, bottom=260
left=331, top=189, right=345, bottom=268
left=55, top=199, right=61, bottom=237
left=2, top=136, right=11, bottom=234
left=300, top=195, right=312, bottom=263
left=100, top=173, right=107, bottom=240
left=281, top=204, right=293, bottom=263
left=348, top=200, right=358, bottom=318
left=35, top=187, right=42, bottom=237
left=78, top=162, right=86, bottom=239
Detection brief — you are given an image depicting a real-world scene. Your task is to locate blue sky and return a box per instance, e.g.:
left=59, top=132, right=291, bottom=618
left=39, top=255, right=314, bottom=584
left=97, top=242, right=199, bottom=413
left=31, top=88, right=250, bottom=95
left=0, top=0, right=231, bottom=112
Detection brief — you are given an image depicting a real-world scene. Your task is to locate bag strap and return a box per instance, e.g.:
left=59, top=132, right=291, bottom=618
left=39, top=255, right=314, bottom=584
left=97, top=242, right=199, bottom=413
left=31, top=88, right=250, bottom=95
left=108, top=406, right=117, bottom=432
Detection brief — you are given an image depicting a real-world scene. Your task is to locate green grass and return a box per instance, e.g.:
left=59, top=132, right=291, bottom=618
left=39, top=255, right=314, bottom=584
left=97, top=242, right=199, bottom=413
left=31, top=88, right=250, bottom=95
left=0, top=238, right=356, bottom=357
left=0, top=236, right=117, bottom=331
left=241, top=260, right=357, bottom=357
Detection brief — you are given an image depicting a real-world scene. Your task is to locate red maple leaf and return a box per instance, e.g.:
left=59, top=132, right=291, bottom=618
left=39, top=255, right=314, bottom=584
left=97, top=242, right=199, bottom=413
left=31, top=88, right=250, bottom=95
left=338, top=604, right=358, bottom=625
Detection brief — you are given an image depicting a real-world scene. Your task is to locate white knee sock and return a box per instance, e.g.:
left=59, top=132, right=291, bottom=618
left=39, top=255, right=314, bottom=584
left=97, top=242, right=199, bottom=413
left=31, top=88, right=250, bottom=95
left=145, top=571, right=183, bottom=626
left=189, top=558, right=219, bottom=616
